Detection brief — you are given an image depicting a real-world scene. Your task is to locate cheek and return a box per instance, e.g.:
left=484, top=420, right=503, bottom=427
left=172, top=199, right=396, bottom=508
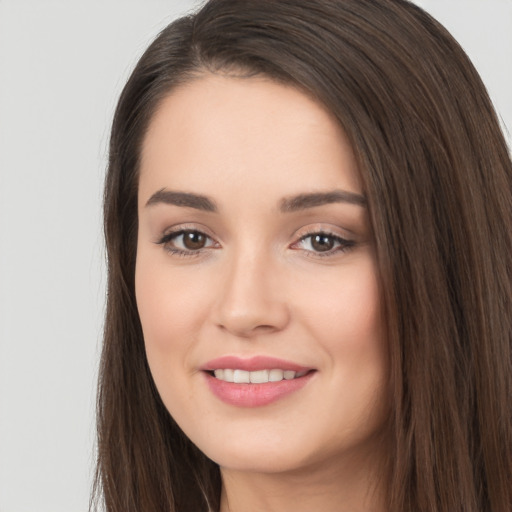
left=300, top=259, right=388, bottom=415
left=335, top=267, right=386, bottom=382
left=136, top=254, right=204, bottom=346
left=134, top=254, right=221, bottom=441
left=134, top=259, right=201, bottom=421
left=302, top=257, right=383, bottom=352
left=135, top=262, right=173, bottom=352
left=134, top=254, right=207, bottom=391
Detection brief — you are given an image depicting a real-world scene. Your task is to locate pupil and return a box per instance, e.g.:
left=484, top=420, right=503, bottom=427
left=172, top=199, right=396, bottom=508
left=183, top=231, right=206, bottom=250
left=312, top=234, right=334, bottom=252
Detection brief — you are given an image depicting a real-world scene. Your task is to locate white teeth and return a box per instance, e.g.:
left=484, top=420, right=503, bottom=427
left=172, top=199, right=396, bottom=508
left=233, top=369, right=250, bottom=384
left=268, top=369, right=284, bottom=382
left=212, top=368, right=307, bottom=383
left=223, top=369, right=235, bottom=382
left=249, top=370, right=269, bottom=383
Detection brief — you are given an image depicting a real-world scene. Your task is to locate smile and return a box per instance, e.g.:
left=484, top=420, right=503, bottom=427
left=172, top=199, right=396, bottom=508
left=202, top=356, right=316, bottom=407
left=212, top=368, right=309, bottom=383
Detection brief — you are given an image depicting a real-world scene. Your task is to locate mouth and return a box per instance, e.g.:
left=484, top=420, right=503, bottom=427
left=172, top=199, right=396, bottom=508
left=202, top=356, right=316, bottom=407
left=206, top=368, right=311, bottom=383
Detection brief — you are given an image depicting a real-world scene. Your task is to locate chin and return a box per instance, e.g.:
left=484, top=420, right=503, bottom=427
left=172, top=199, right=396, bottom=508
left=207, top=444, right=312, bottom=475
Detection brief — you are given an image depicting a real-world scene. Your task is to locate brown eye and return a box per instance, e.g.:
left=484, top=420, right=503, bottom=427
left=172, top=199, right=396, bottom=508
left=157, top=229, right=217, bottom=255
left=182, top=231, right=207, bottom=250
left=292, top=231, right=355, bottom=257
left=310, top=234, right=335, bottom=252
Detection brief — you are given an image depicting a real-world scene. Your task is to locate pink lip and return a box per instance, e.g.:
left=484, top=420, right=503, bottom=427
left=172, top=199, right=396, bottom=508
left=201, top=355, right=311, bottom=373
left=201, top=356, right=316, bottom=408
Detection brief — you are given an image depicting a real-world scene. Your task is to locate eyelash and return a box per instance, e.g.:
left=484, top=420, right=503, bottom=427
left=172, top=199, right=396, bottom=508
left=292, top=231, right=355, bottom=257
left=156, top=229, right=218, bottom=257
left=156, top=229, right=355, bottom=258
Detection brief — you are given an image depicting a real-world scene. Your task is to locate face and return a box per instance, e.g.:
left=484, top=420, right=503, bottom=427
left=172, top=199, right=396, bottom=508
left=136, top=74, right=389, bottom=476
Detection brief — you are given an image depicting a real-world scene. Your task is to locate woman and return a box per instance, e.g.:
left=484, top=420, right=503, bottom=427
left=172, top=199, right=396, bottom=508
left=93, top=0, right=512, bottom=510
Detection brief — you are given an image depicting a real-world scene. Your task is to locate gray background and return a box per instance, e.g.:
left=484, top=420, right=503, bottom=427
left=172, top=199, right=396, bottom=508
left=0, top=1, right=510, bottom=511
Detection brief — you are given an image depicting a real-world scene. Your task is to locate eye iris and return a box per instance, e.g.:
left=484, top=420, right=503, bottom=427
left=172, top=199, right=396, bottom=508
left=311, top=234, right=335, bottom=252
left=183, top=231, right=206, bottom=250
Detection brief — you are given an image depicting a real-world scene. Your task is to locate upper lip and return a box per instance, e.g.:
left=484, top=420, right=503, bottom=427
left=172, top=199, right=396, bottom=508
left=201, top=355, right=312, bottom=373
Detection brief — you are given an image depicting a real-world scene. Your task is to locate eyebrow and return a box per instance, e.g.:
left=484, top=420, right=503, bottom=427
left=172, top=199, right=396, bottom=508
left=280, top=190, right=366, bottom=212
left=145, top=188, right=366, bottom=213
left=145, top=189, right=217, bottom=212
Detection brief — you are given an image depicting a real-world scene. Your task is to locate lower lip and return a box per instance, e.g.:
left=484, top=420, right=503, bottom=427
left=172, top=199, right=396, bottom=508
left=204, top=371, right=315, bottom=407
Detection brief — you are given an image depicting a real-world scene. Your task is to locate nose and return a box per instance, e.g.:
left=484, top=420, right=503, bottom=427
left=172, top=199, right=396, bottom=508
left=212, top=250, right=290, bottom=338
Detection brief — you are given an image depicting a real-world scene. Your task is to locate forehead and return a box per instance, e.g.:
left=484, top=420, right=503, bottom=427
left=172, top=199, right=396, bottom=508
left=139, top=74, right=361, bottom=206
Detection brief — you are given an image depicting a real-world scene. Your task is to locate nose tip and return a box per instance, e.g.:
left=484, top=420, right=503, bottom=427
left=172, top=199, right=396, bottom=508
left=217, top=310, right=286, bottom=338
left=213, top=257, right=290, bottom=338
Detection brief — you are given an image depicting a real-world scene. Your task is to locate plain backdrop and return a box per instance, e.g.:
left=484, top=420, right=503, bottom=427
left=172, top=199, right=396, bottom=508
left=0, top=1, right=510, bottom=511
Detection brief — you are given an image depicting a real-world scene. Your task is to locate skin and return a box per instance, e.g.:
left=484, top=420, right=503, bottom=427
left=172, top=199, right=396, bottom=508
left=136, top=74, right=390, bottom=512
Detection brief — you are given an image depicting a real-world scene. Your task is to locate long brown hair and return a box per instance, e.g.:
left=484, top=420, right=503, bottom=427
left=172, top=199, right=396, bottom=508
left=93, top=1, right=512, bottom=510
